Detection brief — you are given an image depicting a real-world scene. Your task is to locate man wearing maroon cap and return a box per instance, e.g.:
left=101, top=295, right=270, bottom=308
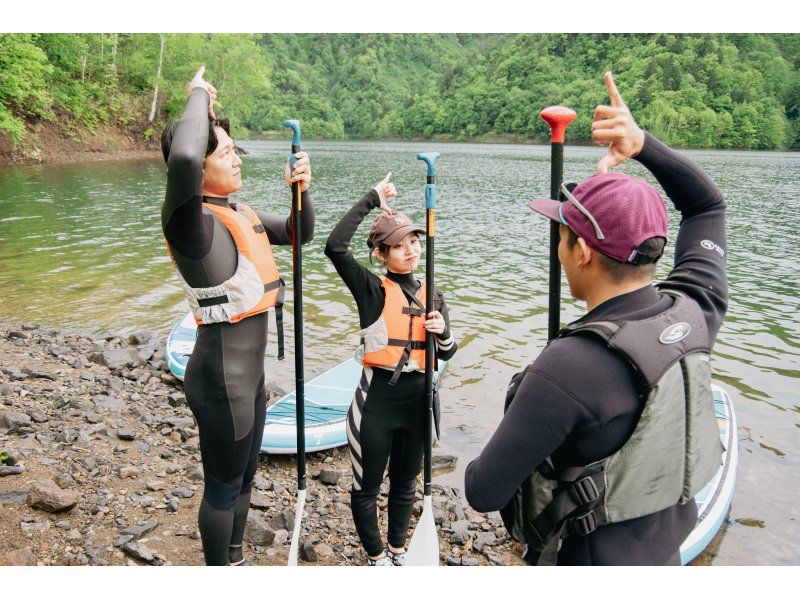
left=465, top=73, right=728, bottom=565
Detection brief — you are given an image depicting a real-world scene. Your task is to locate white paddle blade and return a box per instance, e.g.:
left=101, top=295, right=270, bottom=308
left=404, top=495, right=439, bottom=566
left=287, top=489, right=307, bottom=566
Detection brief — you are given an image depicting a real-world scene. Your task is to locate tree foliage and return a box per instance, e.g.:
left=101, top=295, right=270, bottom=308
left=0, top=33, right=797, bottom=149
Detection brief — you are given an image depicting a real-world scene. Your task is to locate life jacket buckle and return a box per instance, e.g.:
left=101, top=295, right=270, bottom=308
left=569, top=476, right=599, bottom=505
left=571, top=511, right=597, bottom=536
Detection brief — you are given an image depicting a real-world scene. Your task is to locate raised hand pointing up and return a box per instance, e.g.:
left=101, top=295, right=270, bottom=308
left=592, top=71, right=645, bottom=174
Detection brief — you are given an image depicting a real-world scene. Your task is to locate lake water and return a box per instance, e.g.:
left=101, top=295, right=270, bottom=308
left=1, top=139, right=798, bottom=565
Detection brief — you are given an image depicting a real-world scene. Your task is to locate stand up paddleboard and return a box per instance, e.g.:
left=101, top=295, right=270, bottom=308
left=166, top=312, right=445, bottom=455
left=680, top=383, right=738, bottom=564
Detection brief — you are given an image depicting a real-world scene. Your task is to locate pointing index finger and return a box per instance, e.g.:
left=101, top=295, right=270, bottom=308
left=604, top=71, right=624, bottom=108
left=196, top=66, right=205, bottom=79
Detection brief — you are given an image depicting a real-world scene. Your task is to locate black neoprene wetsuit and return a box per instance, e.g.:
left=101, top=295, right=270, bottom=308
left=161, top=88, right=315, bottom=565
left=324, top=190, right=457, bottom=557
left=464, top=132, right=728, bottom=565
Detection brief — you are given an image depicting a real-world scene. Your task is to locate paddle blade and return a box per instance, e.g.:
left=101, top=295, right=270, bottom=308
left=404, top=495, right=439, bottom=566
left=287, top=489, right=307, bottom=566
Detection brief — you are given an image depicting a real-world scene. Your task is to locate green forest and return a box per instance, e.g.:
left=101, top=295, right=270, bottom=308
left=1, top=33, right=799, bottom=150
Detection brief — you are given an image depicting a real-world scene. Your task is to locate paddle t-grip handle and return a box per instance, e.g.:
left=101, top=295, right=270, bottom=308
left=540, top=106, right=577, bottom=143
left=417, top=152, right=440, bottom=209
left=284, top=119, right=302, bottom=171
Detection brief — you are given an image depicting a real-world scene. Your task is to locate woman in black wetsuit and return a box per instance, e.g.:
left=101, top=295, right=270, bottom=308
left=325, top=173, right=457, bottom=566
left=160, top=68, right=314, bottom=566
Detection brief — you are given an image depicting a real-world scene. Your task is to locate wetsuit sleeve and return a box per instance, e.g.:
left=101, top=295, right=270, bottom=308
left=635, top=132, right=728, bottom=339
left=464, top=363, right=593, bottom=513
left=254, top=190, right=315, bottom=246
left=161, top=88, right=215, bottom=260
left=324, top=190, right=386, bottom=329
left=435, top=294, right=457, bottom=360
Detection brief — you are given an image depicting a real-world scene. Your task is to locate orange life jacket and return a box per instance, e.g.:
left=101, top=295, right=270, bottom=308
left=359, top=277, right=428, bottom=383
left=166, top=200, right=285, bottom=357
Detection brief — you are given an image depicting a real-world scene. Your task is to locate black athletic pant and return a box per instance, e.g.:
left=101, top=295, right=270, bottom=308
left=184, top=316, right=268, bottom=565
left=347, top=366, right=426, bottom=557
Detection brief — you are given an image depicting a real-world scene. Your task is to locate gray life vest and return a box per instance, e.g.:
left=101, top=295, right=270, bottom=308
left=500, top=292, right=724, bottom=565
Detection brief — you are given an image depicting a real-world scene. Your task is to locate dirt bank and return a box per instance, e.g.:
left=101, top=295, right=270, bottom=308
left=0, top=120, right=159, bottom=167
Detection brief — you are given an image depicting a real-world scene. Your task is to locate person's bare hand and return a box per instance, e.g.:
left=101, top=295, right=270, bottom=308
left=187, top=66, right=218, bottom=120
left=592, top=71, right=645, bottom=174
left=423, top=310, right=446, bottom=335
left=372, top=172, right=396, bottom=214
left=284, top=151, right=311, bottom=192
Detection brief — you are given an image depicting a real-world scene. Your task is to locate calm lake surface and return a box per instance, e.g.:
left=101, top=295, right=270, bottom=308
left=1, top=140, right=798, bottom=565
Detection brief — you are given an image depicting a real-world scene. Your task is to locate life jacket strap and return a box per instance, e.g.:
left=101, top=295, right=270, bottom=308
left=523, top=466, right=606, bottom=565
left=274, top=278, right=286, bottom=360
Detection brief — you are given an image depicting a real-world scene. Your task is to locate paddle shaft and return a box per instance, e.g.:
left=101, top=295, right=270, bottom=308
left=547, top=142, right=564, bottom=341
left=424, top=176, right=435, bottom=496
left=290, top=142, right=306, bottom=491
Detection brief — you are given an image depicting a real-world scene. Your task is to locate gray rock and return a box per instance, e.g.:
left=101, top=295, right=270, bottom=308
left=273, top=529, right=289, bottom=545
left=445, top=556, right=462, bottom=566
left=116, top=428, right=136, bottom=441
left=318, top=468, right=343, bottom=485
left=171, top=487, right=194, bottom=499
left=90, top=347, right=141, bottom=371
left=433, top=507, right=447, bottom=525
left=120, top=520, right=158, bottom=540
left=461, top=557, right=480, bottom=566
left=121, top=542, right=154, bottom=564
left=0, top=489, right=28, bottom=504
left=128, top=331, right=153, bottom=346
left=244, top=511, right=276, bottom=546
left=7, top=330, right=29, bottom=340
left=118, top=466, right=140, bottom=479
left=91, top=394, right=125, bottom=413
left=71, top=356, right=86, bottom=369
left=300, top=541, right=318, bottom=562
left=0, top=412, right=33, bottom=433
left=22, top=368, right=56, bottom=381
left=27, top=410, right=48, bottom=423
left=26, top=478, right=80, bottom=512
left=166, top=498, right=179, bottom=512
left=268, top=509, right=295, bottom=532
left=185, top=465, right=204, bottom=482
left=65, top=529, right=83, bottom=544
left=473, top=531, right=497, bottom=552
left=167, top=393, right=186, bottom=407
left=249, top=491, right=272, bottom=509
left=114, top=534, right=134, bottom=547
left=145, top=480, right=165, bottom=492
left=432, top=450, right=458, bottom=472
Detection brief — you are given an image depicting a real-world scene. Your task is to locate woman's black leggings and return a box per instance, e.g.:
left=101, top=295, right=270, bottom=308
left=184, top=315, right=269, bottom=565
left=347, top=366, right=426, bottom=557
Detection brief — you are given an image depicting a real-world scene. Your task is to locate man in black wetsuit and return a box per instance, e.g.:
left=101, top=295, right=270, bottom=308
left=161, top=67, right=314, bottom=565
left=465, top=72, right=728, bottom=565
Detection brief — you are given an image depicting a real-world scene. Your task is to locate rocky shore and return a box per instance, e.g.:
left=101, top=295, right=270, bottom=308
left=0, top=323, right=523, bottom=566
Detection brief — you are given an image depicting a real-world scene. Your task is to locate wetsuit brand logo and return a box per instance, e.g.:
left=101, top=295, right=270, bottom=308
left=659, top=322, right=691, bottom=344
left=701, top=239, right=725, bottom=257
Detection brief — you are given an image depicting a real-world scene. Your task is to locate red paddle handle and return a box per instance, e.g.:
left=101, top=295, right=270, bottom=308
left=540, top=106, right=577, bottom=143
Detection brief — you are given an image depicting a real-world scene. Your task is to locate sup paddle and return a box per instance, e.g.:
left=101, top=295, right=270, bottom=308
left=539, top=107, right=576, bottom=340
left=284, top=119, right=307, bottom=566
left=405, top=151, right=441, bottom=566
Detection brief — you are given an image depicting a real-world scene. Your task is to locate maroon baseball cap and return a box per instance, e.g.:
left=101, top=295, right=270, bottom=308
left=529, top=172, right=668, bottom=264
left=367, top=211, right=425, bottom=249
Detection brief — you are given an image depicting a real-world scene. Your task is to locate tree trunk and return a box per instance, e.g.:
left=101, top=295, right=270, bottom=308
left=148, top=34, right=165, bottom=124
left=111, top=33, right=117, bottom=72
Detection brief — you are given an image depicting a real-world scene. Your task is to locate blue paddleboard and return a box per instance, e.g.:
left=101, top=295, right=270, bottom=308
left=680, top=383, right=738, bottom=564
